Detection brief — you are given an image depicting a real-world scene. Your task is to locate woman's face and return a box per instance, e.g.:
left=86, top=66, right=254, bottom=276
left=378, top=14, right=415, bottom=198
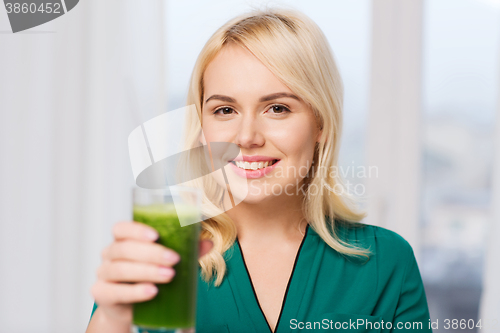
left=201, top=44, right=321, bottom=204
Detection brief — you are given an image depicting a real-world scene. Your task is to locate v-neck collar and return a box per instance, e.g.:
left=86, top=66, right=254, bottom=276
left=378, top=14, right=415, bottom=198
left=228, top=224, right=311, bottom=333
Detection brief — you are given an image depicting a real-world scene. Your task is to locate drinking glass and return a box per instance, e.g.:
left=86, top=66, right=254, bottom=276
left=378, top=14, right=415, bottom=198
left=132, top=186, right=201, bottom=333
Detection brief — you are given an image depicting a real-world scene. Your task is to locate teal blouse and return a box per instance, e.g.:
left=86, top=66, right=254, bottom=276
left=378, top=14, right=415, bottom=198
left=90, top=223, right=432, bottom=332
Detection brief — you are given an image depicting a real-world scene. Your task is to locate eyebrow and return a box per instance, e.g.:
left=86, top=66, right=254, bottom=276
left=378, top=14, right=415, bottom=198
left=204, top=92, right=300, bottom=104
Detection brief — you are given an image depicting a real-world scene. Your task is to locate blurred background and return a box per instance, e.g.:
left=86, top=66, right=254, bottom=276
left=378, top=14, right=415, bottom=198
left=0, top=0, right=499, bottom=332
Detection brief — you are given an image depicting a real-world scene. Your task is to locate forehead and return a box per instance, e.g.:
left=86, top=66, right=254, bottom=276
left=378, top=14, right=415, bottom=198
left=203, top=44, right=293, bottom=99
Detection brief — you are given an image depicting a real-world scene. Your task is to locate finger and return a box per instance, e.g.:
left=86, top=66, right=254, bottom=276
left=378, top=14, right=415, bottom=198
left=104, top=240, right=180, bottom=266
left=112, top=221, right=158, bottom=242
left=199, top=239, right=213, bottom=258
left=91, top=280, right=159, bottom=305
left=98, top=261, right=176, bottom=283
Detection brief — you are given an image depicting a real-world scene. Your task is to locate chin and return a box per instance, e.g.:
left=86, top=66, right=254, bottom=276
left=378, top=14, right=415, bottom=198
left=238, top=194, right=271, bottom=205
left=233, top=183, right=284, bottom=205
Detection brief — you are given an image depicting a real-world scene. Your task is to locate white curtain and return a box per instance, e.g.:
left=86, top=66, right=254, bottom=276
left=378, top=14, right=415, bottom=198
left=0, top=1, right=167, bottom=331
left=365, top=0, right=424, bottom=255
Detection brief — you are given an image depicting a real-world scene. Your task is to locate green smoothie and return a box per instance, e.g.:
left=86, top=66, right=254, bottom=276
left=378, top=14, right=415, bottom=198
left=132, top=203, right=200, bottom=330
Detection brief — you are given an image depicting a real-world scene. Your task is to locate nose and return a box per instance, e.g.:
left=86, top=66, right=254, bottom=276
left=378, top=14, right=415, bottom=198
left=234, top=114, right=265, bottom=149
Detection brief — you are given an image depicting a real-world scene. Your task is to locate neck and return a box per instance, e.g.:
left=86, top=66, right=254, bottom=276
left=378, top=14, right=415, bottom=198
left=223, top=190, right=308, bottom=245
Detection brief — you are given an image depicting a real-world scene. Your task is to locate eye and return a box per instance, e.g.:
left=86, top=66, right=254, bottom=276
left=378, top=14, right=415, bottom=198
left=267, top=104, right=291, bottom=115
left=213, top=106, right=236, bottom=115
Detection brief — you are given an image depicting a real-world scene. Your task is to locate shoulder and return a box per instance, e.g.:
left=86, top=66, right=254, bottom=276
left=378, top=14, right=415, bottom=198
left=329, top=221, right=416, bottom=265
left=337, top=221, right=412, bottom=249
left=306, top=221, right=422, bottom=302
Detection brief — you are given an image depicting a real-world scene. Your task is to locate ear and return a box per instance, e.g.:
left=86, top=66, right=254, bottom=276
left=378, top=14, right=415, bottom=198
left=316, top=128, right=323, bottom=144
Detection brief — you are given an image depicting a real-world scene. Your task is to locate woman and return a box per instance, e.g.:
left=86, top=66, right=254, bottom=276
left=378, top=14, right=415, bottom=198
left=87, top=8, right=432, bottom=333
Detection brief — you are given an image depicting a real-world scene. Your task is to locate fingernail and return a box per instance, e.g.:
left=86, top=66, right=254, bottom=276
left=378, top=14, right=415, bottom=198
left=159, top=267, right=175, bottom=278
left=145, top=230, right=158, bottom=241
left=145, top=285, right=158, bottom=295
left=164, top=251, right=181, bottom=264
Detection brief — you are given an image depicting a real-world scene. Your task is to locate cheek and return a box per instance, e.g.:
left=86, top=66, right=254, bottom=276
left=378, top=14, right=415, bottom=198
left=201, top=117, right=233, bottom=143
left=266, top=121, right=317, bottom=159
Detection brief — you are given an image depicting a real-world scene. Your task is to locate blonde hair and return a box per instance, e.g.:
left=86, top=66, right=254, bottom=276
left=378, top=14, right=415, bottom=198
left=185, top=8, right=369, bottom=287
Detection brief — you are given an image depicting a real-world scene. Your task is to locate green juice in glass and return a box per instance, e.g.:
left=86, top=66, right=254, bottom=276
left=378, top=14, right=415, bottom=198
left=132, top=203, right=200, bottom=330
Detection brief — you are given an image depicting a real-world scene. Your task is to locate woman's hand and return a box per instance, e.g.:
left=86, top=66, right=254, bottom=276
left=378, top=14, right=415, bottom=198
left=87, top=221, right=213, bottom=332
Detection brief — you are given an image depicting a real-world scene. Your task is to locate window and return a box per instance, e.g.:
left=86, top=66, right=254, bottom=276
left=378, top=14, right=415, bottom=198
left=420, top=0, right=500, bottom=328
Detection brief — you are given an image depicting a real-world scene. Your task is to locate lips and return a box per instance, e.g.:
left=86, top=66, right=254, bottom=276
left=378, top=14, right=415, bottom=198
left=230, top=155, right=278, bottom=162
left=227, top=156, right=281, bottom=179
left=231, top=159, right=280, bottom=170
left=229, top=155, right=280, bottom=170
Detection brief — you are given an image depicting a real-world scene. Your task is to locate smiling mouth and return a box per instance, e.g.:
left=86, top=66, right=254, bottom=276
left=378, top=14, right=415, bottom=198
left=230, top=159, right=280, bottom=171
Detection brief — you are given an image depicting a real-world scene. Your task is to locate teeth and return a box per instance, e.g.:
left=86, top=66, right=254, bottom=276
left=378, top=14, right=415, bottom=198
left=234, top=160, right=274, bottom=170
